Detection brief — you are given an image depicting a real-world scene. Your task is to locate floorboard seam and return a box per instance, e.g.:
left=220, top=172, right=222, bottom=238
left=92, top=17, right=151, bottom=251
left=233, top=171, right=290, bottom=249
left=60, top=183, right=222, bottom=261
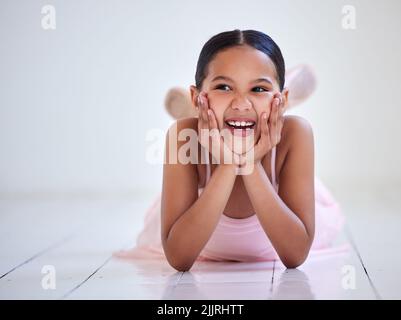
left=61, top=255, right=113, bottom=299
left=270, top=260, right=276, bottom=295
left=0, top=233, right=75, bottom=280
left=344, top=223, right=382, bottom=300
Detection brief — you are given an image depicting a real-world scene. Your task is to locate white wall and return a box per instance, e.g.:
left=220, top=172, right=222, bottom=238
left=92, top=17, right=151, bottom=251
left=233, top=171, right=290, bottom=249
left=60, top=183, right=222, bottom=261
left=1, top=0, right=400, bottom=197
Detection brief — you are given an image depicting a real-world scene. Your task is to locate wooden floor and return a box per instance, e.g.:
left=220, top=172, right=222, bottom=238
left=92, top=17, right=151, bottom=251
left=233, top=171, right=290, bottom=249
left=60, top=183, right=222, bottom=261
left=0, top=187, right=400, bottom=300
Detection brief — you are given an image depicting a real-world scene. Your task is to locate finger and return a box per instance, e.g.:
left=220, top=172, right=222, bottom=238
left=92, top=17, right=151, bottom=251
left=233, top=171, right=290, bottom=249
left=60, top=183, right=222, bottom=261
left=276, top=93, right=281, bottom=122
left=277, top=117, right=284, bottom=143
left=269, top=98, right=280, bottom=145
left=277, top=100, right=285, bottom=143
left=268, top=97, right=277, bottom=126
left=261, top=112, right=269, bottom=138
left=207, top=110, right=219, bottom=145
left=201, top=93, right=211, bottom=121
left=207, top=108, right=218, bottom=130
left=197, top=101, right=204, bottom=128
left=275, top=92, right=282, bottom=105
left=278, top=95, right=285, bottom=117
left=275, top=96, right=283, bottom=143
left=197, top=94, right=203, bottom=121
left=202, top=93, right=212, bottom=126
left=273, top=93, right=284, bottom=140
left=204, top=107, right=224, bottom=162
left=198, top=93, right=205, bottom=122
left=267, top=94, right=279, bottom=121
left=260, top=112, right=271, bottom=150
left=275, top=99, right=281, bottom=144
left=198, top=95, right=210, bottom=146
left=199, top=94, right=208, bottom=127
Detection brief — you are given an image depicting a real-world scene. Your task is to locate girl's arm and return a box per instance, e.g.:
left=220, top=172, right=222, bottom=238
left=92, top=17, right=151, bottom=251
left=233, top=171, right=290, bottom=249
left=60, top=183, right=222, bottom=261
left=161, top=119, right=237, bottom=272
left=242, top=116, right=315, bottom=268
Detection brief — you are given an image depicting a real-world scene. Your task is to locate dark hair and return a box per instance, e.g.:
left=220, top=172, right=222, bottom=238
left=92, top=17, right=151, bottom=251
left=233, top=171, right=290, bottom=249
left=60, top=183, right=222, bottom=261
left=195, top=29, right=285, bottom=91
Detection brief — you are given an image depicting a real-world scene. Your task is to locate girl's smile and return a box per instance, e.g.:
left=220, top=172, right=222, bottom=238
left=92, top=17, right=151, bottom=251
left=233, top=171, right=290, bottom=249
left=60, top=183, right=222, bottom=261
left=224, top=117, right=256, bottom=137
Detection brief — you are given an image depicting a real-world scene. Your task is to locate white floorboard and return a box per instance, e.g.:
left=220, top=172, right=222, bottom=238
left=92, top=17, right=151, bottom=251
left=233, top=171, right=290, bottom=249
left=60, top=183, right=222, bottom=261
left=343, top=190, right=401, bottom=299
left=0, top=187, right=400, bottom=300
left=273, top=244, right=376, bottom=299
left=66, top=258, right=182, bottom=300
left=0, top=196, right=152, bottom=299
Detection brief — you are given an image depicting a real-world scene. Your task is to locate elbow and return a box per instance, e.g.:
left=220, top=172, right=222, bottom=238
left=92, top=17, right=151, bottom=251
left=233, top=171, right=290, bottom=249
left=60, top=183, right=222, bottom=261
left=281, top=234, right=313, bottom=269
left=281, top=252, right=309, bottom=269
left=172, top=263, right=193, bottom=272
left=168, top=258, right=194, bottom=272
left=163, top=240, right=195, bottom=272
left=282, top=259, right=305, bottom=269
left=164, top=250, right=195, bottom=272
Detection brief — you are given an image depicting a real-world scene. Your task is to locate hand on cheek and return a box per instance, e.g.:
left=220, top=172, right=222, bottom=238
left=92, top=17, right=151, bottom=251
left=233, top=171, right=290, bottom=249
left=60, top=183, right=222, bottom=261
left=197, top=91, right=241, bottom=166
left=268, top=92, right=285, bottom=147
left=240, top=92, right=285, bottom=167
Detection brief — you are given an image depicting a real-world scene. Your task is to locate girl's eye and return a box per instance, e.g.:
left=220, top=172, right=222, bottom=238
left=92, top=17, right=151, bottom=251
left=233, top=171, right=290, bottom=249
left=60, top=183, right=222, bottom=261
left=216, top=84, right=269, bottom=92
left=215, top=84, right=269, bottom=93
left=215, top=84, right=231, bottom=91
left=252, top=87, right=269, bottom=93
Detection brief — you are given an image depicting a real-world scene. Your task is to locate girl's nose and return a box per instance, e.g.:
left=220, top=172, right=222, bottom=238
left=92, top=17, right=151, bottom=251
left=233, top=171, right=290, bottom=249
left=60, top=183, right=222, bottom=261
left=230, top=95, right=252, bottom=111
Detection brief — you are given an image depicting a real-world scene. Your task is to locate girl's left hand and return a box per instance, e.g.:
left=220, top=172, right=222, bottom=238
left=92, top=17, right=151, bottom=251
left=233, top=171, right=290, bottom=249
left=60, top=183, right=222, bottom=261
left=239, top=93, right=285, bottom=167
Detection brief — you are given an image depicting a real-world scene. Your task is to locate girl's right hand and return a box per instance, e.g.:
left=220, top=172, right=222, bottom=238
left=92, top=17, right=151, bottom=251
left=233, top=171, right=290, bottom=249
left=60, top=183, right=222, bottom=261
left=197, top=92, right=241, bottom=166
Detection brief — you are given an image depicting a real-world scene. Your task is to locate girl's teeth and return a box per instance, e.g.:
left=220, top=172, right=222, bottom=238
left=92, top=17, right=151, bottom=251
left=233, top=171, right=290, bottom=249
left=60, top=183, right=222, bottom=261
left=226, top=120, right=255, bottom=127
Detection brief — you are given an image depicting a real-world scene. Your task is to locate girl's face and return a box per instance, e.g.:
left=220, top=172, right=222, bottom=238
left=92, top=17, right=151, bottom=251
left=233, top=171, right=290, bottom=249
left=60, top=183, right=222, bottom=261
left=191, top=45, right=288, bottom=151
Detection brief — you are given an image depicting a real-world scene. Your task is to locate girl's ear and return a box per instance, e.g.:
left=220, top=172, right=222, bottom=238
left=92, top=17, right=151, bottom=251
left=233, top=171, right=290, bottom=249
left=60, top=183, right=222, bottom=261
left=189, top=85, right=200, bottom=108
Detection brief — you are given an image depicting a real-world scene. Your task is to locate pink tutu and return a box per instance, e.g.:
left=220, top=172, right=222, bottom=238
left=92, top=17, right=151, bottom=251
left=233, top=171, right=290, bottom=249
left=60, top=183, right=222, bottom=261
left=114, top=176, right=347, bottom=262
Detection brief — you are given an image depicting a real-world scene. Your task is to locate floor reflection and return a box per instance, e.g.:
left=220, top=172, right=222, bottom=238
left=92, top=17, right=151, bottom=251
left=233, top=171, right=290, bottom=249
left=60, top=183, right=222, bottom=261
left=116, top=249, right=352, bottom=300
left=162, top=271, right=274, bottom=300
left=271, top=269, right=314, bottom=299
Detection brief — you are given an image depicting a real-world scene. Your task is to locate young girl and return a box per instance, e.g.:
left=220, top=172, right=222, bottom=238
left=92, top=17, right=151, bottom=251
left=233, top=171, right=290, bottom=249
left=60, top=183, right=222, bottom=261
left=116, top=29, right=345, bottom=271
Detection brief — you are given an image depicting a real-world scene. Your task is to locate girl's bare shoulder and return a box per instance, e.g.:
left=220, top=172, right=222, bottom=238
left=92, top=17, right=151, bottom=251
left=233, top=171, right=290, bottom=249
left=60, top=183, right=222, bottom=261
left=165, top=117, right=203, bottom=186
left=166, top=117, right=199, bottom=149
left=166, top=117, right=201, bottom=164
left=273, top=115, right=314, bottom=181
left=281, top=115, right=314, bottom=149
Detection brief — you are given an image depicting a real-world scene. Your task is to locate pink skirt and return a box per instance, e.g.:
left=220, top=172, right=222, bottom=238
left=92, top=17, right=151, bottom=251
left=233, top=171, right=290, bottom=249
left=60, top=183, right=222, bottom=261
left=114, top=176, right=347, bottom=262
